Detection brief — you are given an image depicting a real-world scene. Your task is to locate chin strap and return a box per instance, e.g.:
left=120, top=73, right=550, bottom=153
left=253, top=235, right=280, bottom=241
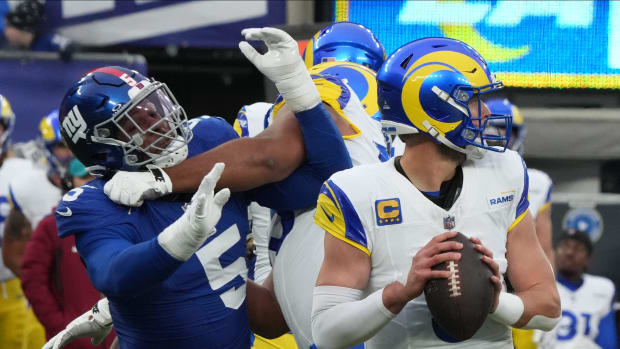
left=421, top=120, right=485, bottom=160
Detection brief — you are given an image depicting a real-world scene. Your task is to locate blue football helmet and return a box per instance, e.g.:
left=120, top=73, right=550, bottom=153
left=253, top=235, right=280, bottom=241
left=303, top=22, right=386, bottom=72
left=377, top=37, right=511, bottom=159
left=39, top=109, right=73, bottom=177
left=59, top=66, right=192, bottom=174
left=0, top=94, right=16, bottom=156
left=486, top=98, right=527, bottom=155
left=308, top=61, right=380, bottom=120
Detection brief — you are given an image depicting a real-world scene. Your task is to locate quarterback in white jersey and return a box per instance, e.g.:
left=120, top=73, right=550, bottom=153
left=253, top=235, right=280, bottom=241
left=539, top=231, right=618, bottom=349
left=310, top=38, right=561, bottom=349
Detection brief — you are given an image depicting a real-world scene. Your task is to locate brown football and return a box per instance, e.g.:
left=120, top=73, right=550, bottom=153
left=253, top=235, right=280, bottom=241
left=423, top=232, right=494, bottom=341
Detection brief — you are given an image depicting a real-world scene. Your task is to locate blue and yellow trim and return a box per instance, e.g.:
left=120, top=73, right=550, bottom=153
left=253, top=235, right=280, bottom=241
left=538, top=183, right=553, bottom=214
left=271, top=74, right=362, bottom=139
left=497, top=72, right=620, bottom=89
left=234, top=106, right=249, bottom=138
left=314, top=180, right=369, bottom=255
left=7, top=185, right=22, bottom=214
left=309, top=61, right=379, bottom=119
left=508, top=209, right=528, bottom=232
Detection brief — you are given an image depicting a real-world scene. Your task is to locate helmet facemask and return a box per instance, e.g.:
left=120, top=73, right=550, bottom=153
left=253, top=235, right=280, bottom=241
left=92, top=81, right=193, bottom=170
left=429, top=81, right=512, bottom=159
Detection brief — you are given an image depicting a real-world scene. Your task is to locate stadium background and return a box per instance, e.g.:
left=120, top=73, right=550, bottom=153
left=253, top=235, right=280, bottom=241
left=1, top=0, right=619, bottom=295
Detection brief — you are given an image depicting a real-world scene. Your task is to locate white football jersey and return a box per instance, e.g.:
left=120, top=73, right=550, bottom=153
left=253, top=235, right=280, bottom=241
left=234, top=102, right=272, bottom=138
left=271, top=68, right=388, bottom=349
left=528, top=168, right=552, bottom=220
left=9, top=166, right=62, bottom=229
left=313, top=150, right=530, bottom=348
left=0, top=157, right=35, bottom=281
left=539, top=274, right=616, bottom=349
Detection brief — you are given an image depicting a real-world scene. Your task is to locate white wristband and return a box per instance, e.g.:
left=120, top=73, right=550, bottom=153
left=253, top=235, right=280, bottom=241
left=488, top=292, right=524, bottom=326
left=93, top=298, right=113, bottom=326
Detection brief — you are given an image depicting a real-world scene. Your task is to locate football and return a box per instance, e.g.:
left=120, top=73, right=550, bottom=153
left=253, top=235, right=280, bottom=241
left=423, top=232, right=494, bottom=341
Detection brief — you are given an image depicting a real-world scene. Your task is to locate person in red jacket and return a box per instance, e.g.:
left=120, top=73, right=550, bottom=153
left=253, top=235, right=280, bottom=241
left=20, top=159, right=115, bottom=349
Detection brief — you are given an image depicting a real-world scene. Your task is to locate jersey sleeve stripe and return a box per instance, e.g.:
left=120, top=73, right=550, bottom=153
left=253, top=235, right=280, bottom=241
left=516, top=158, right=530, bottom=219
left=314, top=180, right=369, bottom=255
left=537, top=202, right=551, bottom=214
left=544, top=183, right=553, bottom=203
left=325, top=229, right=371, bottom=256
left=7, top=185, right=22, bottom=213
left=508, top=208, right=529, bottom=232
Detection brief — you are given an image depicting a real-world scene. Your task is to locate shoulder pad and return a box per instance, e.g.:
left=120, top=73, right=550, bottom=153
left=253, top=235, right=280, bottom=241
left=55, top=179, right=130, bottom=238
left=186, top=116, right=239, bottom=157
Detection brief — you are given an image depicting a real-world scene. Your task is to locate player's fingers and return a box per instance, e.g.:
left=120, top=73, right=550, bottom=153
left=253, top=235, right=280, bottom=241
left=474, top=242, right=494, bottom=259
left=241, top=28, right=263, bottom=41
left=42, top=333, right=58, bottom=349
left=103, top=181, right=113, bottom=197
left=193, top=193, right=207, bottom=218
left=490, top=275, right=502, bottom=289
left=419, top=269, right=452, bottom=280
left=421, top=240, right=462, bottom=258
left=482, top=255, right=500, bottom=276
left=52, top=330, right=71, bottom=349
left=239, top=41, right=260, bottom=66
left=213, top=188, right=231, bottom=209
left=259, top=27, right=292, bottom=44
left=197, top=163, right=225, bottom=196
left=425, top=251, right=461, bottom=268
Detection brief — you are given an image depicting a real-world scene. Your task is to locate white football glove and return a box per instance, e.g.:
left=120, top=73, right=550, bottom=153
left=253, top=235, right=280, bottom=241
left=157, top=162, right=230, bottom=261
left=42, top=298, right=113, bottom=349
left=239, top=27, right=320, bottom=112
left=103, top=164, right=173, bottom=207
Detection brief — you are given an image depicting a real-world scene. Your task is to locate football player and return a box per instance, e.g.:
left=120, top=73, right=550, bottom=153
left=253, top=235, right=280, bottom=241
left=539, top=231, right=617, bottom=348
left=3, top=110, right=66, bottom=277
left=310, top=38, right=561, bottom=348
left=0, top=95, right=47, bottom=349
left=45, top=27, right=353, bottom=349
left=232, top=103, right=300, bottom=349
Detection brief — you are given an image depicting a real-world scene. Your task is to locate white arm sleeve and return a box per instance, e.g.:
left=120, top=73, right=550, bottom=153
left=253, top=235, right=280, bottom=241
left=249, top=202, right=272, bottom=284
left=311, top=286, right=396, bottom=349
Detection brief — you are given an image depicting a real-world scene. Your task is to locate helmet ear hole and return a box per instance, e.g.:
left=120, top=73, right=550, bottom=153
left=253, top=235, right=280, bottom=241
left=400, top=54, right=413, bottom=69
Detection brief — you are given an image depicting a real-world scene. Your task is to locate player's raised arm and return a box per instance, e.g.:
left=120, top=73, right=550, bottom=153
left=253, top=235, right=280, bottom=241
left=104, top=27, right=351, bottom=207
left=490, top=210, right=561, bottom=330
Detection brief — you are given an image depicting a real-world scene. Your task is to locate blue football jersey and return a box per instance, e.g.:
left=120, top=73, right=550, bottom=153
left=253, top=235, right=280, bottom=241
left=56, top=117, right=251, bottom=349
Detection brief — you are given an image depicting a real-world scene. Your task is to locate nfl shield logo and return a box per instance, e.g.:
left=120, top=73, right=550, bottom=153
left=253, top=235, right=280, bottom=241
left=443, top=216, right=455, bottom=230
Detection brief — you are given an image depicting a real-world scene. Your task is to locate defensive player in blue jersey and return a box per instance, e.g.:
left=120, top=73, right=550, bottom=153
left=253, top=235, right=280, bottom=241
left=45, top=27, right=354, bottom=349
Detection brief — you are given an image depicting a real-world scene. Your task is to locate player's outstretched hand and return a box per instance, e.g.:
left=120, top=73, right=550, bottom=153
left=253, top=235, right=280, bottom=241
left=157, top=163, right=231, bottom=261
left=239, top=27, right=320, bottom=112
left=104, top=165, right=173, bottom=207
left=42, top=298, right=113, bottom=349
left=471, top=236, right=502, bottom=312
left=402, top=231, right=463, bottom=301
